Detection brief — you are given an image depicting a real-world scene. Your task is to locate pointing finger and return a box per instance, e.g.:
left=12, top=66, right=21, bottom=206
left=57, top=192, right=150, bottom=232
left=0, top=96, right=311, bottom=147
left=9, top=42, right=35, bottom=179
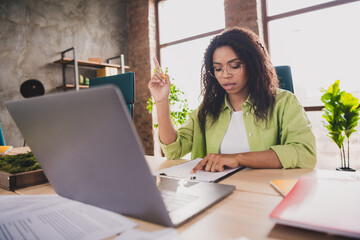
left=153, top=57, right=161, bottom=71
left=153, top=57, right=166, bottom=81
left=191, top=159, right=208, bottom=173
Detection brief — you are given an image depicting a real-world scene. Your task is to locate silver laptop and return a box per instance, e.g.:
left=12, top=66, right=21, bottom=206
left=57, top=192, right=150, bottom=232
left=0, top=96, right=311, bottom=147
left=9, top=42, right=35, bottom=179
left=6, top=85, right=235, bottom=227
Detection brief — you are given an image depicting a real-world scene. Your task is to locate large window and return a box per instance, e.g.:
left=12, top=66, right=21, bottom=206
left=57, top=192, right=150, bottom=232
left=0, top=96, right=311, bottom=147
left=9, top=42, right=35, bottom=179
left=157, top=0, right=225, bottom=110
left=156, top=0, right=360, bottom=168
left=264, top=0, right=360, bottom=169
left=264, top=0, right=360, bottom=107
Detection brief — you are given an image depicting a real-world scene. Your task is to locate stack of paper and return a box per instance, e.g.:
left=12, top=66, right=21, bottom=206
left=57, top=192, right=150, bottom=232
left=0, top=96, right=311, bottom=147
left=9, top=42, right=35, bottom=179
left=0, top=194, right=137, bottom=240
left=1, top=194, right=181, bottom=240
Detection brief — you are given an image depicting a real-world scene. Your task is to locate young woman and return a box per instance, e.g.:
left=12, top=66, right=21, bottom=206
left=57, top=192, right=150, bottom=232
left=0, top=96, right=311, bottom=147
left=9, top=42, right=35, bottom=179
left=148, top=27, right=316, bottom=172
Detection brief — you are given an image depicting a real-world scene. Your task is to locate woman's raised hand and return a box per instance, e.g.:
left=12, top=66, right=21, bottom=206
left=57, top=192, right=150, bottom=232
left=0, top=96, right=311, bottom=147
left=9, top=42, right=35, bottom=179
left=148, top=57, right=170, bottom=103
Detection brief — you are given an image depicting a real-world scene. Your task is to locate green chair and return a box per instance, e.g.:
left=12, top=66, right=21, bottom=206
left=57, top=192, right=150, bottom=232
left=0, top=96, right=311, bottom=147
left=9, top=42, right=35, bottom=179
left=0, top=123, right=5, bottom=146
left=89, top=72, right=135, bottom=117
left=275, top=65, right=294, bottom=93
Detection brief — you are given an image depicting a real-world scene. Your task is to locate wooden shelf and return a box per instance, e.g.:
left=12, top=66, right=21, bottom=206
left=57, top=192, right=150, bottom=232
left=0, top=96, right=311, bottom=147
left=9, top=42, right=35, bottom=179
left=55, top=48, right=129, bottom=91
left=53, top=58, right=129, bottom=69
left=56, top=84, right=89, bottom=90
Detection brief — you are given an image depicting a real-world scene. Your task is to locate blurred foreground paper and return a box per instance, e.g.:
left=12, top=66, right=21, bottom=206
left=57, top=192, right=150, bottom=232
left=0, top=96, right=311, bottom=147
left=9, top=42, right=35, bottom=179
left=0, top=194, right=137, bottom=240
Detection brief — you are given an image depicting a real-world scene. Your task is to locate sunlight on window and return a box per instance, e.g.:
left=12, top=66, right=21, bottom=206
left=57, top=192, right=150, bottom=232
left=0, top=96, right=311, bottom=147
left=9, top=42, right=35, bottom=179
left=160, top=36, right=216, bottom=111
left=269, top=2, right=360, bottom=106
left=158, top=0, right=225, bottom=110
left=268, top=1, right=360, bottom=169
left=158, top=0, right=225, bottom=44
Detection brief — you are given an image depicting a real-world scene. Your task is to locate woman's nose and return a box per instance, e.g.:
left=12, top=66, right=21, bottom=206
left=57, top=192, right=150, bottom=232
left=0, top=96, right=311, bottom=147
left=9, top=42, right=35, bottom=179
left=222, top=67, right=232, bottom=78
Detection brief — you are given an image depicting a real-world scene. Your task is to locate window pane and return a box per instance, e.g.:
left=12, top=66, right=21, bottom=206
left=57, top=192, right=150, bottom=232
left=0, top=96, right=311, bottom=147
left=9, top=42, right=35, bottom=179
left=266, top=0, right=336, bottom=16
left=269, top=2, right=360, bottom=106
left=158, top=0, right=225, bottom=44
left=160, top=36, right=216, bottom=110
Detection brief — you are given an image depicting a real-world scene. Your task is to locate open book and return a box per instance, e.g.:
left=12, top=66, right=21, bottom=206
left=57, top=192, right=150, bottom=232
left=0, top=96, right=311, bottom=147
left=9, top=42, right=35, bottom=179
left=152, top=158, right=244, bottom=182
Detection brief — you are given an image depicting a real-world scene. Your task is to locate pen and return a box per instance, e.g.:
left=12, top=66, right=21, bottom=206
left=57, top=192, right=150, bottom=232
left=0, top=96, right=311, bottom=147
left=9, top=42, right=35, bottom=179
left=161, top=67, right=168, bottom=81
left=158, top=173, right=196, bottom=181
left=153, top=58, right=166, bottom=81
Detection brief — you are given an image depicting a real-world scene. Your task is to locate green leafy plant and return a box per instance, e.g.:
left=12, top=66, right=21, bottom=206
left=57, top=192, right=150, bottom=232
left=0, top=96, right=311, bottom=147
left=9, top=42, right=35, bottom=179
left=0, top=152, right=41, bottom=174
left=321, top=80, right=360, bottom=170
left=147, top=67, right=191, bottom=129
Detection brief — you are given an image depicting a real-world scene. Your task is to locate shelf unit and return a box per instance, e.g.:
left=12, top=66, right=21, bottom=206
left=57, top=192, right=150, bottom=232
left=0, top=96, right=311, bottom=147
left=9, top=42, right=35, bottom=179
left=54, top=47, right=129, bottom=91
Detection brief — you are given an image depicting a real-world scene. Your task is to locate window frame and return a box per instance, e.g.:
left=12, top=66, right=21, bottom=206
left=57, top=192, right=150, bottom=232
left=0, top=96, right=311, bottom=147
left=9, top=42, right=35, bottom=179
left=155, top=0, right=225, bottom=65
left=156, top=0, right=360, bottom=111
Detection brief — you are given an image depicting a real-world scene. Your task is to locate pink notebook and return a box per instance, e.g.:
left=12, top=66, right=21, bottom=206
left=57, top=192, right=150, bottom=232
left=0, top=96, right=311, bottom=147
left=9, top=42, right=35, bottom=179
left=270, top=176, right=360, bottom=238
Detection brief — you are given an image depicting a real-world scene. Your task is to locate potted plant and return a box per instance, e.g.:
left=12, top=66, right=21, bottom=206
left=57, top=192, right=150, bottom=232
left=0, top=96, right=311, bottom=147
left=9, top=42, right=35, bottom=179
left=0, top=151, right=48, bottom=190
left=321, top=80, right=360, bottom=171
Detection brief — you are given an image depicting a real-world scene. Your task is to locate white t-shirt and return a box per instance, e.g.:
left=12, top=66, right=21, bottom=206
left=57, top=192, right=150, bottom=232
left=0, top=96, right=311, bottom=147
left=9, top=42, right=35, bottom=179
left=219, top=111, right=251, bottom=154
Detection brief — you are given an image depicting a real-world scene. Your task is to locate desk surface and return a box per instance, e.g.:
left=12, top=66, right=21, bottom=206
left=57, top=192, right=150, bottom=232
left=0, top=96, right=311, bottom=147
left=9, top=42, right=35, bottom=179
left=1, top=148, right=354, bottom=240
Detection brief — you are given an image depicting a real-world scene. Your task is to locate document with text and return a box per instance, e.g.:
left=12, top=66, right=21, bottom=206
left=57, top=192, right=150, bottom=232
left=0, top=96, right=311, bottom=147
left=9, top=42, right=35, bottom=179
left=0, top=194, right=137, bottom=240
left=153, top=158, right=244, bottom=182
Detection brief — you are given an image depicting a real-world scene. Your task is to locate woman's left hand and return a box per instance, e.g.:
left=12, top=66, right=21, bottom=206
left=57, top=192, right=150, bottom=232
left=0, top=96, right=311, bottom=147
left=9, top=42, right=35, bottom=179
left=191, top=153, right=240, bottom=173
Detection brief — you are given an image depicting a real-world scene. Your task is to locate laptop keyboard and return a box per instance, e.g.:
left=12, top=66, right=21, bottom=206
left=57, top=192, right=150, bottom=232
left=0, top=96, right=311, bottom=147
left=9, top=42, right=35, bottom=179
left=160, top=189, right=199, bottom=212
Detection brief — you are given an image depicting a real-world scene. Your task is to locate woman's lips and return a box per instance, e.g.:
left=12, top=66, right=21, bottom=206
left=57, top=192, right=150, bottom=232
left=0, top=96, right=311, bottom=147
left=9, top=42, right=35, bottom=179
left=223, top=83, right=236, bottom=90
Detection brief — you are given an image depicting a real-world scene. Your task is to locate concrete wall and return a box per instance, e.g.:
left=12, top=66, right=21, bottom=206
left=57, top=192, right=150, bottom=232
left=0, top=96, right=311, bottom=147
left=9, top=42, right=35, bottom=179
left=0, top=0, right=128, bottom=147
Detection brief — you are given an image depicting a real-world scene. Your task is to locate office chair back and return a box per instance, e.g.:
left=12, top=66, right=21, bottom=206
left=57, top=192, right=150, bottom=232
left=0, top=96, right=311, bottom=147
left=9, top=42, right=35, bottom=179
left=0, top=123, right=5, bottom=146
left=89, top=72, right=135, bottom=117
left=275, top=65, right=294, bottom=93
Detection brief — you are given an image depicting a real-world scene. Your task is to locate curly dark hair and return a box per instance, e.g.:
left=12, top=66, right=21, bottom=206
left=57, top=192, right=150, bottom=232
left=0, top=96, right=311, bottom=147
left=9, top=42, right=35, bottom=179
left=198, top=27, right=279, bottom=133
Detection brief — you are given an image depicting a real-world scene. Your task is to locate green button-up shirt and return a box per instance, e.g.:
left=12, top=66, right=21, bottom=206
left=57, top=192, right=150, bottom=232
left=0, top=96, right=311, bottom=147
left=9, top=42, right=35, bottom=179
left=160, top=89, right=316, bottom=169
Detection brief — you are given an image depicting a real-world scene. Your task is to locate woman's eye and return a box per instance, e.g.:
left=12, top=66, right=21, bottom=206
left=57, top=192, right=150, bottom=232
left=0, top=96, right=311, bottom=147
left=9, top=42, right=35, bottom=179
left=214, top=67, right=222, bottom=72
left=229, top=63, right=242, bottom=69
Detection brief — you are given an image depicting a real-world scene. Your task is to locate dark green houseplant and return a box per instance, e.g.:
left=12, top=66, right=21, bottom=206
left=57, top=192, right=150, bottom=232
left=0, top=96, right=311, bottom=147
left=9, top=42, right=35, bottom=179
left=0, top=151, right=40, bottom=174
left=321, top=80, right=360, bottom=171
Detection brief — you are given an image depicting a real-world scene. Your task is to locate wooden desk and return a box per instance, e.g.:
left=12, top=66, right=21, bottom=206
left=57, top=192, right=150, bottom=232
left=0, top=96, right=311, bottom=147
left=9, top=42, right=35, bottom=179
left=1, top=148, right=353, bottom=240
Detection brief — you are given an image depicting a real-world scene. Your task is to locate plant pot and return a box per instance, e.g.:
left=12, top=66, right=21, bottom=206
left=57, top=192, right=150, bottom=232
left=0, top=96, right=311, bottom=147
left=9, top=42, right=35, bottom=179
left=336, top=167, right=356, bottom=172
left=0, top=169, right=48, bottom=191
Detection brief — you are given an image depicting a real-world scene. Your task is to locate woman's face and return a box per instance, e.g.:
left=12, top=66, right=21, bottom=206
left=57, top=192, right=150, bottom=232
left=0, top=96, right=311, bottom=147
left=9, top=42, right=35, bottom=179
left=212, top=46, right=249, bottom=98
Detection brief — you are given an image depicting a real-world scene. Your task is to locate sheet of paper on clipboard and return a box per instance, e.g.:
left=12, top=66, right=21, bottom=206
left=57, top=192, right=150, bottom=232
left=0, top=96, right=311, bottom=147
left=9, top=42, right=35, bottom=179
left=152, top=158, right=244, bottom=183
